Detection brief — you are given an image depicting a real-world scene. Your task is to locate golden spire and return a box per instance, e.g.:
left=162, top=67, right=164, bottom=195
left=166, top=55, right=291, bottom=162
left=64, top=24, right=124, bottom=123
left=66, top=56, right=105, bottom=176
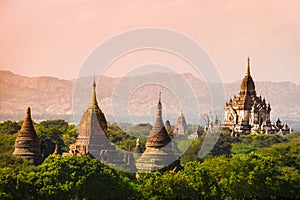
left=246, top=56, right=250, bottom=76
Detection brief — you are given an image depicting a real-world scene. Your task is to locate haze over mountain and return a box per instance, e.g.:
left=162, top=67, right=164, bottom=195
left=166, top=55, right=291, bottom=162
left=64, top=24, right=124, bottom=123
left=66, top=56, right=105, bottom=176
left=1, top=70, right=299, bottom=130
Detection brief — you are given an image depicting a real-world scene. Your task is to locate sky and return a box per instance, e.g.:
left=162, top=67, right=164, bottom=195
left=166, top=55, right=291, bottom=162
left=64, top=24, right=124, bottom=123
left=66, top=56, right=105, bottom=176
left=0, top=0, right=300, bottom=84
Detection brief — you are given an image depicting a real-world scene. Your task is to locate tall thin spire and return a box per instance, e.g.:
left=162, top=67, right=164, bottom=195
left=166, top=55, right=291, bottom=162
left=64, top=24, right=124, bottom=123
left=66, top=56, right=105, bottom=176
left=157, top=91, right=162, bottom=118
left=246, top=56, right=251, bottom=76
left=158, top=91, right=161, bottom=105
left=26, top=106, right=31, bottom=116
left=89, top=78, right=98, bottom=109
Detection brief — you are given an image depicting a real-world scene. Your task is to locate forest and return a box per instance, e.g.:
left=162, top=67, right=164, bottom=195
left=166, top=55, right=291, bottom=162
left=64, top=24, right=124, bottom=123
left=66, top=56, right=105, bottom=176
left=0, top=119, right=299, bottom=199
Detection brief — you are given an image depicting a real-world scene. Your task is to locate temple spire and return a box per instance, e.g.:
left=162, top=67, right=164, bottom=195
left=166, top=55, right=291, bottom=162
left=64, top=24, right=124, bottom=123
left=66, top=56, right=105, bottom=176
left=89, top=78, right=98, bottom=109
left=156, top=91, right=162, bottom=117
left=158, top=91, right=161, bottom=105
left=246, top=56, right=251, bottom=76
left=26, top=106, right=31, bottom=116
left=21, top=107, right=35, bottom=134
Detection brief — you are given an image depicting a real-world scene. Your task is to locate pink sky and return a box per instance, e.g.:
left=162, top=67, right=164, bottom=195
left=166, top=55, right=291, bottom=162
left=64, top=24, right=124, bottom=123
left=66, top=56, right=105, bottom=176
left=0, top=0, right=299, bottom=83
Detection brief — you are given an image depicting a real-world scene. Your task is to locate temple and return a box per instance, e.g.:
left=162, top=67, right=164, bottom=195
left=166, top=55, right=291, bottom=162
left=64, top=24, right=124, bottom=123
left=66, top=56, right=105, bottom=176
left=13, top=107, right=42, bottom=165
left=164, top=120, right=171, bottom=132
left=134, top=138, right=142, bottom=154
left=173, top=111, right=187, bottom=135
left=65, top=80, right=126, bottom=167
left=223, top=57, right=292, bottom=135
left=136, top=93, right=179, bottom=172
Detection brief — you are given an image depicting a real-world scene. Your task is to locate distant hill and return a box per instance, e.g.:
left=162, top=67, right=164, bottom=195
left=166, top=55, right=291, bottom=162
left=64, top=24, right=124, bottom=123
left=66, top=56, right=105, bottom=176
left=1, top=70, right=299, bottom=130
left=0, top=70, right=73, bottom=120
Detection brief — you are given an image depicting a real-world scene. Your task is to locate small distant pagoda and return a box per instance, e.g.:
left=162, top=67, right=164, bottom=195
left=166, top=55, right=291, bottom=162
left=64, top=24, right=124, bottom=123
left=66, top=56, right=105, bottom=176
left=173, top=111, right=187, bottom=135
left=13, top=107, right=42, bottom=165
left=136, top=93, right=179, bottom=172
left=52, top=143, right=60, bottom=155
left=164, top=120, right=171, bottom=132
left=134, top=138, right=142, bottom=154
left=223, top=57, right=292, bottom=135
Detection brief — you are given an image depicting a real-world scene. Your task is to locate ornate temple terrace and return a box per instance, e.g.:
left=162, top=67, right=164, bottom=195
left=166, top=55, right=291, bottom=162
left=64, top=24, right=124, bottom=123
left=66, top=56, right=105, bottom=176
left=223, top=57, right=292, bottom=135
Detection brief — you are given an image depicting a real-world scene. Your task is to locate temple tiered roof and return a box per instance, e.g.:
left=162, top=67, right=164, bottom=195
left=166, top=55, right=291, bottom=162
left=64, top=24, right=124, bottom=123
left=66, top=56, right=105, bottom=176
left=145, top=93, right=171, bottom=148
left=136, top=93, right=178, bottom=172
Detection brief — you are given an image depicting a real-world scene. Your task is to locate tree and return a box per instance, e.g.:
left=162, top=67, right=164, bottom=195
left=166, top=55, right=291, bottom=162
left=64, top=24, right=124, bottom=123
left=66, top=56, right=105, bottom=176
left=239, top=134, right=288, bottom=148
left=0, top=121, right=21, bottom=135
left=35, top=120, right=78, bottom=158
left=231, top=143, right=257, bottom=154
left=0, top=156, right=138, bottom=200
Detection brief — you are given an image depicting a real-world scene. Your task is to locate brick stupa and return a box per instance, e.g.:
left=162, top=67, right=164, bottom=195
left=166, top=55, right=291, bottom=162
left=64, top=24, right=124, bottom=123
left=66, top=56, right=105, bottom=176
left=136, top=93, right=178, bottom=172
left=13, top=107, right=42, bottom=165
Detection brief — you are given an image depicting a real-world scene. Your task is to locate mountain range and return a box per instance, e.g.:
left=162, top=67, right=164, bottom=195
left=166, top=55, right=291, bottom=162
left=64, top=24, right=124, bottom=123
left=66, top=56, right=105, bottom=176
left=1, top=70, right=299, bottom=130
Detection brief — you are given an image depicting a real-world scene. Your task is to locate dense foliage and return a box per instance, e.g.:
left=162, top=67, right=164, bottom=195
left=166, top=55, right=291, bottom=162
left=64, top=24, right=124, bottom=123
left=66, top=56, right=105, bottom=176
left=0, top=120, right=300, bottom=199
left=0, top=156, right=137, bottom=199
